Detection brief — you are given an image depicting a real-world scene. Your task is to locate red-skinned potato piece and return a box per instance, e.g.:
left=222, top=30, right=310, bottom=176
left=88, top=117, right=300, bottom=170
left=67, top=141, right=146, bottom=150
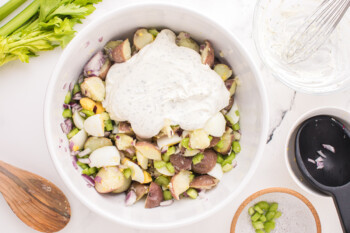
left=129, top=182, right=149, bottom=201
left=145, top=182, right=163, bottom=208
left=214, top=128, right=234, bottom=155
left=83, top=51, right=111, bottom=80
left=225, top=79, right=237, bottom=96
left=111, top=39, right=131, bottom=63
left=169, top=170, right=191, bottom=200
left=190, top=175, right=219, bottom=190
left=223, top=97, right=234, bottom=112
left=200, top=40, right=214, bottom=67
left=135, top=141, right=161, bottom=160
left=170, top=153, right=192, bottom=173
left=192, top=149, right=217, bottom=174
left=118, top=122, right=134, bottom=135
left=209, top=137, right=221, bottom=148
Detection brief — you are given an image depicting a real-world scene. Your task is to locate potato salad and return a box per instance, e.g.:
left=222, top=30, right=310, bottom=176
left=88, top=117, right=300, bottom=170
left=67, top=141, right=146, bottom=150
left=60, top=28, right=241, bottom=208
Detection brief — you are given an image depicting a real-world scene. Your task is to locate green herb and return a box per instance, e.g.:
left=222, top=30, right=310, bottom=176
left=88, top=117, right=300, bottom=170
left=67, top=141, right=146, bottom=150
left=0, top=0, right=102, bottom=66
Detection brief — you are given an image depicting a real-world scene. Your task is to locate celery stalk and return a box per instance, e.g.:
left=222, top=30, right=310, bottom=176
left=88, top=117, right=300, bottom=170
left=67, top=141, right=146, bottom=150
left=0, top=0, right=27, bottom=22
left=0, top=0, right=39, bottom=36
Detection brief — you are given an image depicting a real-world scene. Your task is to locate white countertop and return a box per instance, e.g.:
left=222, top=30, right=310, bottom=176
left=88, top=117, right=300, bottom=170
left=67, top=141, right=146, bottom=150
left=0, top=0, right=347, bottom=232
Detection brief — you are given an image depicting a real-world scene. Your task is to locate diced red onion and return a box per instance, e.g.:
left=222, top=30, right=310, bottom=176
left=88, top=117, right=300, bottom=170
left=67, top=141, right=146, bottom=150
left=131, top=139, right=136, bottom=146
left=98, top=36, right=103, bottom=42
left=315, top=157, right=324, bottom=163
left=176, top=128, right=183, bottom=137
left=125, top=148, right=135, bottom=155
left=198, top=190, right=207, bottom=200
left=83, top=51, right=105, bottom=77
left=78, top=148, right=91, bottom=157
left=232, top=160, right=238, bottom=168
left=104, top=131, right=111, bottom=137
left=64, top=147, right=68, bottom=152
left=161, top=146, right=168, bottom=153
left=78, top=75, right=84, bottom=84
left=60, top=122, right=69, bottom=134
left=308, top=158, right=316, bottom=164
left=63, top=82, right=68, bottom=90
left=64, top=118, right=73, bottom=132
left=69, top=82, right=74, bottom=92
left=160, top=200, right=174, bottom=206
left=72, top=92, right=82, bottom=100
left=116, top=135, right=120, bottom=140
left=72, top=156, right=78, bottom=170
left=95, top=176, right=102, bottom=183
left=322, top=144, right=335, bottom=153
left=84, top=41, right=90, bottom=48
left=125, top=190, right=137, bottom=206
left=71, top=150, right=79, bottom=156
left=63, top=103, right=70, bottom=109
left=316, top=162, right=324, bottom=169
left=78, top=158, right=91, bottom=164
left=69, top=141, right=74, bottom=151
left=182, top=192, right=189, bottom=197
left=59, top=138, right=63, bottom=143
left=82, top=174, right=95, bottom=186
left=200, top=44, right=205, bottom=51
left=79, top=112, right=86, bottom=118
left=317, top=150, right=327, bottom=158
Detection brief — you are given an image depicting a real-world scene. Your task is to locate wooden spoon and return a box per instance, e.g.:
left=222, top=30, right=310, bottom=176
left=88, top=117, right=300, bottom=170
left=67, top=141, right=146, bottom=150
left=0, top=160, right=70, bottom=232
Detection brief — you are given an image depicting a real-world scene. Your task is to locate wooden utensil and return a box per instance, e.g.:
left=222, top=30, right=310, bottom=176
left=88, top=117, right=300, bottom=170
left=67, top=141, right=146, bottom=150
left=0, top=160, right=70, bottom=232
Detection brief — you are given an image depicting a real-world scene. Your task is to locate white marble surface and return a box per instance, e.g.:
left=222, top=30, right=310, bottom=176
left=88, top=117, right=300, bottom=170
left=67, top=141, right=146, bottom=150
left=0, top=0, right=347, bottom=232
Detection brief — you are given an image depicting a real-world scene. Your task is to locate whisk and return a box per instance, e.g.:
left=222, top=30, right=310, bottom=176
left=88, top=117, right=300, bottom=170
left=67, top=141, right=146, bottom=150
left=283, top=0, right=350, bottom=64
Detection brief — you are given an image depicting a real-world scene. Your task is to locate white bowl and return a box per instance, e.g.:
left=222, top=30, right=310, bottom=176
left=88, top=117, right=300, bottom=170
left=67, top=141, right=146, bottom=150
left=285, top=107, right=350, bottom=197
left=44, top=3, right=269, bottom=229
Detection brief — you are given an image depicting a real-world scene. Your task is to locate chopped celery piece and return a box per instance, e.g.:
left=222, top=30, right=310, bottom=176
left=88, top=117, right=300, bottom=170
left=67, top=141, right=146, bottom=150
left=163, top=190, right=172, bottom=200
left=82, top=167, right=97, bottom=176
left=155, top=176, right=170, bottom=186
left=64, top=92, right=72, bottom=104
left=62, top=109, right=72, bottom=118
left=192, top=153, right=204, bottom=165
left=222, top=151, right=235, bottom=166
left=186, top=188, right=198, bottom=199
left=233, top=123, right=240, bottom=131
left=67, top=128, right=79, bottom=139
left=77, top=161, right=89, bottom=169
left=181, top=138, right=190, bottom=149
left=232, top=141, right=241, bottom=153
left=72, top=84, right=80, bottom=95
left=80, top=109, right=95, bottom=118
left=166, top=162, right=175, bottom=173
left=104, top=119, right=113, bottom=131
left=123, top=168, right=131, bottom=179
left=154, top=160, right=166, bottom=169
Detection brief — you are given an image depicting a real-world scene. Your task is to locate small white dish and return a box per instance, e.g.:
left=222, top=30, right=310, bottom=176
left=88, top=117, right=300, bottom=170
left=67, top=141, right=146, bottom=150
left=285, top=107, right=350, bottom=197
left=231, top=187, right=321, bottom=233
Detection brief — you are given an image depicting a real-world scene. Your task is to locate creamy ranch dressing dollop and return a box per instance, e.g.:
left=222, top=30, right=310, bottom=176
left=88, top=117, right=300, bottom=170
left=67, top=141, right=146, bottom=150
left=103, top=29, right=230, bottom=138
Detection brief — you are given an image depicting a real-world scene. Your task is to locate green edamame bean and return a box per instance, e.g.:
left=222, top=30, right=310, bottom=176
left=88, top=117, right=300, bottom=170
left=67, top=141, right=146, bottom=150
left=251, top=212, right=261, bottom=222
left=266, top=211, right=276, bottom=221
left=254, top=206, right=264, bottom=214
left=269, top=202, right=278, bottom=212
left=252, top=221, right=264, bottom=230
left=248, top=207, right=255, bottom=216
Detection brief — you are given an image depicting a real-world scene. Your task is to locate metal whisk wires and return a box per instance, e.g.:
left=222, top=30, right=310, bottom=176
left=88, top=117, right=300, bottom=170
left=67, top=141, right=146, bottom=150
left=283, top=0, right=350, bottom=64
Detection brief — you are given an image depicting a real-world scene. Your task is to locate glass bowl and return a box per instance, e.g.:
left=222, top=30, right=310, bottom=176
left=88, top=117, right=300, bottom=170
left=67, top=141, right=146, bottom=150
left=253, top=0, right=350, bottom=94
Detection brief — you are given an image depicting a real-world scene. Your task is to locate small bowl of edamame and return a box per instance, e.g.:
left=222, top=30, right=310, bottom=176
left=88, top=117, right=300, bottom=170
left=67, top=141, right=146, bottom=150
left=230, top=187, right=321, bottom=233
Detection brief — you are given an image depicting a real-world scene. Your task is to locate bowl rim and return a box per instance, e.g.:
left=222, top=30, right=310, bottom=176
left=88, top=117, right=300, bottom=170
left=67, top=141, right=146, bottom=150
left=44, top=2, right=270, bottom=230
left=230, top=187, right=322, bottom=233
left=284, top=106, right=350, bottom=197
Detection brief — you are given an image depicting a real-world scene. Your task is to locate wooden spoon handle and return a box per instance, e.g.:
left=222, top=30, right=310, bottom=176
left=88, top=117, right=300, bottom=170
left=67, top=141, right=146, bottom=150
left=0, top=160, right=71, bottom=232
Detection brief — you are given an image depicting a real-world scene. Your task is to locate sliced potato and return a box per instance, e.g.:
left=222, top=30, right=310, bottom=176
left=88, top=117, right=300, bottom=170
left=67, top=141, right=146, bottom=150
left=225, top=79, right=237, bottom=96
left=122, top=159, right=149, bottom=183
left=189, top=129, right=210, bottom=150
left=118, top=122, right=134, bottom=135
left=209, top=136, right=220, bottom=148
left=73, top=109, right=85, bottom=130
left=136, top=151, right=148, bottom=170
left=135, top=141, right=161, bottom=160
left=83, top=51, right=110, bottom=79
left=190, top=175, right=219, bottom=190
left=134, top=28, right=154, bottom=50
left=112, top=175, right=132, bottom=193
left=89, top=146, right=120, bottom=168
left=115, top=134, right=133, bottom=151
left=84, top=136, right=113, bottom=152
left=145, top=182, right=163, bottom=208
left=156, top=166, right=175, bottom=176
left=104, top=40, right=123, bottom=60
left=200, top=40, right=214, bottom=67
left=129, top=182, right=149, bottom=201
left=214, top=128, right=234, bottom=155
left=214, top=64, right=233, bottom=81
left=204, top=112, right=226, bottom=137
left=183, top=148, right=201, bottom=157
left=156, top=135, right=182, bottom=149
left=207, top=163, right=223, bottom=180
left=69, top=129, right=88, bottom=151
left=225, top=101, right=239, bottom=126
left=80, top=76, right=106, bottom=102
left=170, top=153, right=192, bottom=173
left=192, top=149, right=217, bottom=174
left=169, top=170, right=191, bottom=200
left=83, top=114, right=104, bottom=137
left=111, top=39, right=131, bottom=63
left=175, top=32, right=200, bottom=52
left=95, top=167, right=125, bottom=193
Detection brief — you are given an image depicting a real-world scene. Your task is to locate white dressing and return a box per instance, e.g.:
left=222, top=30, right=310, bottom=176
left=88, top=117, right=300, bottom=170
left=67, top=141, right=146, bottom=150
left=104, top=29, right=230, bottom=138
